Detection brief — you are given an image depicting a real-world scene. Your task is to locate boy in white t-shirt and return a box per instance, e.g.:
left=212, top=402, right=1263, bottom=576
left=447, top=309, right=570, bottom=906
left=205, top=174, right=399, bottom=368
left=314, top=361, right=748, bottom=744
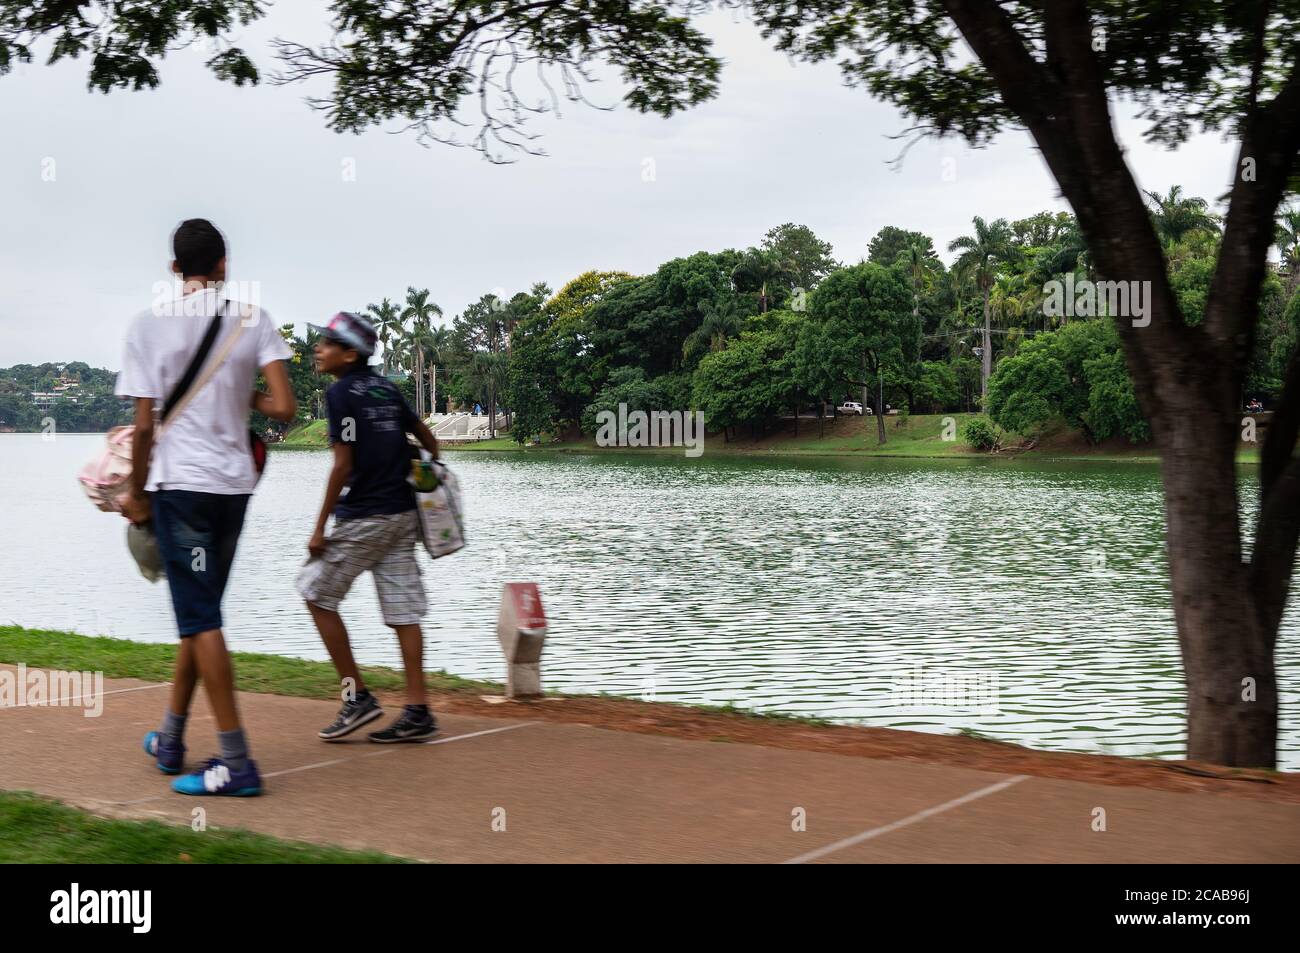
left=116, top=219, right=297, bottom=796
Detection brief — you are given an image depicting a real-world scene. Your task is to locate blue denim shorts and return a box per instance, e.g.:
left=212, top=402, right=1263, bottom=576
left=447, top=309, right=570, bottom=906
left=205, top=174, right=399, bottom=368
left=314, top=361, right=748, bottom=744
left=151, top=490, right=250, bottom=637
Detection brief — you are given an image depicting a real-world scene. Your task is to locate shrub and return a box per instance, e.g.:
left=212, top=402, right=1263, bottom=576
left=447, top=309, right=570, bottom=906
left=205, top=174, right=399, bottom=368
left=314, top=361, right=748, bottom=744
left=963, top=416, right=999, bottom=452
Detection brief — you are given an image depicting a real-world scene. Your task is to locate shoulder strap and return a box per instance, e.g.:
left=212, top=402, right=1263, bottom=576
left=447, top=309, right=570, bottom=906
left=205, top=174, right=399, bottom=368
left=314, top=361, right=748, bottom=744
left=157, top=302, right=248, bottom=435
left=162, top=300, right=225, bottom=422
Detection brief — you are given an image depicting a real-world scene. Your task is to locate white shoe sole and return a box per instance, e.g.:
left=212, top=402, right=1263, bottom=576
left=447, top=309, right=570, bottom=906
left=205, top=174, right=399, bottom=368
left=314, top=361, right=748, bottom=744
left=319, top=705, right=384, bottom=741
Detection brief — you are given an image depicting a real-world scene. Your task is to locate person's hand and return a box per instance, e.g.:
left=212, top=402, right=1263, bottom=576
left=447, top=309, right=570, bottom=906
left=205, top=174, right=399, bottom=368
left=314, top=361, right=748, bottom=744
left=308, top=530, right=327, bottom=558
left=121, top=491, right=152, bottom=525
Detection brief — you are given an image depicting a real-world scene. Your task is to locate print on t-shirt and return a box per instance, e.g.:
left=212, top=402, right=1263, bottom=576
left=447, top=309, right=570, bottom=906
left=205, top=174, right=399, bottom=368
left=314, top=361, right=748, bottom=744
left=326, top=368, right=419, bottom=520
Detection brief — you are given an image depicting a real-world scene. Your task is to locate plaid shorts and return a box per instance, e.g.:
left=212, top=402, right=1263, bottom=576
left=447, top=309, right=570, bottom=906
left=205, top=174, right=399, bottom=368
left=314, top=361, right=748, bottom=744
left=295, top=509, right=426, bottom=625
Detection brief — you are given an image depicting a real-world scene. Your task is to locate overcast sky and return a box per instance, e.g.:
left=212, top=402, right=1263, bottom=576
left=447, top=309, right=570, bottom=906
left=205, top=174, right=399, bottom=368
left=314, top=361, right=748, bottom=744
left=0, top=5, right=1240, bottom=369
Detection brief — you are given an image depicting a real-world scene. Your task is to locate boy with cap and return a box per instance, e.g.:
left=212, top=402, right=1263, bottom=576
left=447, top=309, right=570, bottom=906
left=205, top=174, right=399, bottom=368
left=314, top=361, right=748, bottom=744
left=297, top=312, right=443, bottom=742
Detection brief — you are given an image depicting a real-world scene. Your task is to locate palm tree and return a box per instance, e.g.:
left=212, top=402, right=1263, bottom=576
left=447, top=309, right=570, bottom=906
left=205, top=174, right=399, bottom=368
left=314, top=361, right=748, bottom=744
left=990, top=272, right=1031, bottom=336
left=902, top=239, right=934, bottom=327
left=366, top=298, right=404, bottom=375
left=1144, top=185, right=1220, bottom=247
left=1035, top=218, right=1092, bottom=288
left=400, top=287, right=443, bottom=417
left=948, top=217, right=1015, bottom=400
left=731, top=248, right=792, bottom=313
left=418, top=324, right=454, bottom=418
left=683, top=296, right=742, bottom=363
left=1275, top=204, right=1300, bottom=295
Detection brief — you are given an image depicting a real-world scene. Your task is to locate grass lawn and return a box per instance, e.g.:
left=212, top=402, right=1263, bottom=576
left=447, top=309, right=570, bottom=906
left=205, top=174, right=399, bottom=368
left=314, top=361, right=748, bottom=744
left=0, top=626, right=476, bottom=863
left=0, top=625, right=500, bottom=700
left=0, top=791, right=408, bottom=863
left=442, top=436, right=524, bottom=451
left=275, top=419, right=331, bottom=449
left=272, top=412, right=1268, bottom=465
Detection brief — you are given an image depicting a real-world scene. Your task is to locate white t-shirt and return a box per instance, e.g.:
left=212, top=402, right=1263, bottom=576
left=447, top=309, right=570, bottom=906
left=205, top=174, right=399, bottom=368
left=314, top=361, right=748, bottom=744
left=115, top=289, right=293, bottom=494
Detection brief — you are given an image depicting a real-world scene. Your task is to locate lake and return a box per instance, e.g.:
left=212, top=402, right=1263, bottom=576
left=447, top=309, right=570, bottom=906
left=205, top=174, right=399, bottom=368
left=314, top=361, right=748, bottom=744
left=2, top=433, right=1297, bottom=768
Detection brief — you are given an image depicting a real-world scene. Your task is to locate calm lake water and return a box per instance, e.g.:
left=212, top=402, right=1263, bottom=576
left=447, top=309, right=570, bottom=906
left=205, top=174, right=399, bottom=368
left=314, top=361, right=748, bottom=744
left=2, top=433, right=1297, bottom=768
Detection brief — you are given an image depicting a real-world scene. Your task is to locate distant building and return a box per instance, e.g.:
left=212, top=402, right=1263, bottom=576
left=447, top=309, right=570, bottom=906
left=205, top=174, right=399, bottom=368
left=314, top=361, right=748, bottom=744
left=32, top=374, right=82, bottom=408
left=31, top=390, right=79, bottom=409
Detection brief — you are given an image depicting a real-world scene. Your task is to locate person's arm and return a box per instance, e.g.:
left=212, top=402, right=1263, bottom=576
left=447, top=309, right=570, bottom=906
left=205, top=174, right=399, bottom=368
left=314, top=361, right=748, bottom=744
left=399, top=389, right=439, bottom=459
left=122, top=397, right=155, bottom=524
left=410, top=416, right=440, bottom=460
left=251, top=360, right=297, bottom=422
left=309, top=442, right=352, bottom=558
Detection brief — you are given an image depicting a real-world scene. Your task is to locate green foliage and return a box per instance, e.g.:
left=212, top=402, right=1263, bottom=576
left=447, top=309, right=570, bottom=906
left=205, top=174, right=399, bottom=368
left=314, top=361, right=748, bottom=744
left=0, top=1, right=265, bottom=93
left=0, top=363, right=131, bottom=432
left=691, top=323, right=795, bottom=432
left=868, top=226, right=941, bottom=269
left=587, top=250, right=750, bottom=380
left=799, top=261, right=918, bottom=398
left=962, top=416, right=998, bottom=452
left=986, top=320, right=1149, bottom=444
left=912, top=360, right=960, bottom=414
left=761, top=223, right=839, bottom=291
left=273, top=2, right=723, bottom=162
left=749, top=2, right=1300, bottom=149
left=0, top=791, right=406, bottom=864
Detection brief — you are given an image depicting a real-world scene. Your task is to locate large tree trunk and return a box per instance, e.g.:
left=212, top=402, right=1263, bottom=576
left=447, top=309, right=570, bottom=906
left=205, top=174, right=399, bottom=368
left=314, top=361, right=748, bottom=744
left=942, top=0, right=1300, bottom=766
left=1162, top=410, right=1279, bottom=765
left=865, top=355, right=886, bottom=446
left=428, top=362, right=437, bottom=418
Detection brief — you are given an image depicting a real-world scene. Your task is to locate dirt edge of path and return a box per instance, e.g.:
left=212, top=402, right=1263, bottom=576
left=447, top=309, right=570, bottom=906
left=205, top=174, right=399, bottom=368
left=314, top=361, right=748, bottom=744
left=397, top=685, right=1300, bottom=804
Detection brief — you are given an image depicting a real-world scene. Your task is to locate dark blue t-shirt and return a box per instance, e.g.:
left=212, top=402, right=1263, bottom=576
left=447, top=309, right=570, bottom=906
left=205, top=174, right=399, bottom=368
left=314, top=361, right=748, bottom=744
left=326, top=368, right=418, bottom=519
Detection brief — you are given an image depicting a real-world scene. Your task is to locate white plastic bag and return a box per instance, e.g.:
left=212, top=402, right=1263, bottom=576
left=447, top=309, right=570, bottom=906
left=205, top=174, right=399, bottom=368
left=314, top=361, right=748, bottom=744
left=410, top=454, right=465, bottom=559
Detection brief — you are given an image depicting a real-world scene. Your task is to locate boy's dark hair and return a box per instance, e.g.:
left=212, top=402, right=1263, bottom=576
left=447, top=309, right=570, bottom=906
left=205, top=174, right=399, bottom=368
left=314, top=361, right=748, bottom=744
left=172, top=219, right=226, bottom=277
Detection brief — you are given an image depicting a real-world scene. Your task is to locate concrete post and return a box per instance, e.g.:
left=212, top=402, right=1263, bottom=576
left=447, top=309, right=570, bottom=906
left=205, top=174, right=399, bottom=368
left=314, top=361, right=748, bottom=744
left=496, top=582, right=547, bottom=699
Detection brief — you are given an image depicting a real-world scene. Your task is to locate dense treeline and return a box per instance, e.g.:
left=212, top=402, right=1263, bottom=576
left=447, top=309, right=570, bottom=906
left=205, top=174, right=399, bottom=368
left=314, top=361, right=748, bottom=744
left=13, top=194, right=1299, bottom=447
left=437, top=197, right=1297, bottom=446
left=0, top=362, right=131, bottom=432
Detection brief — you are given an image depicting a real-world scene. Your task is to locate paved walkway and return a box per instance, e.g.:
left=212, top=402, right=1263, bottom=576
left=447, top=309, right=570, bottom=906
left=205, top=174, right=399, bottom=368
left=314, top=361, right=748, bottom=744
left=3, top=666, right=1298, bottom=863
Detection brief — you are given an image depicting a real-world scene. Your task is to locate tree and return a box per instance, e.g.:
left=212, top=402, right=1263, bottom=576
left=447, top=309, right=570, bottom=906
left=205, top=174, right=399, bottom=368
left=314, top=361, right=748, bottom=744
left=587, top=251, right=747, bottom=379
left=987, top=319, right=1148, bottom=444
left=16, top=0, right=1300, bottom=766
left=912, top=360, right=960, bottom=414
left=401, top=287, right=443, bottom=418
left=366, top=298, right=403, bottom=376
left=1144, top=185, right=1221, bottom=248
left=682, top=296, right=743, bottom=365
left=1276, top=203, right=1300, bottom=295
left=761, top=223, right=839, bottom=291
left=867, top=226, right=941, bottom=269
left=801, top=262, right=918, bottom=445
left=692, top=325, right=791, bottom=437
left=422, top=324, right=453, bottom=415
left=948, top=216, right=1015, bottom=401
left=507, top=270, right=633, bottom=440
left=748, top=2, right=1300, bottom=767
left=731, top=247, right=794, bottom=313
left=453, top=293, right=508, bottom=433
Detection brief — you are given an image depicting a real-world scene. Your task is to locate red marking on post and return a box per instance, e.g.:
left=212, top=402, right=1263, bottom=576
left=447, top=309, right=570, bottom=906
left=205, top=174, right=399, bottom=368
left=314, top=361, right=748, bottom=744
left=506, top=582, right=547, bottom=634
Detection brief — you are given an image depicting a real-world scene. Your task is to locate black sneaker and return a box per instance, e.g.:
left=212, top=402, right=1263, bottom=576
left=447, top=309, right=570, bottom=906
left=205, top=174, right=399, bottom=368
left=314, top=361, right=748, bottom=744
left=368, top=707, right=439, bottom=744
left=319, top=692, right=383, bottom=741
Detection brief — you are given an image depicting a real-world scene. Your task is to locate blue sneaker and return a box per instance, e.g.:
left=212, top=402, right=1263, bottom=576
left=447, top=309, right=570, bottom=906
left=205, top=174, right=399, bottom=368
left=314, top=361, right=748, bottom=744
left=171, top=757, right=262, bottom=797
left=143, top=730, right=185, bottom=775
